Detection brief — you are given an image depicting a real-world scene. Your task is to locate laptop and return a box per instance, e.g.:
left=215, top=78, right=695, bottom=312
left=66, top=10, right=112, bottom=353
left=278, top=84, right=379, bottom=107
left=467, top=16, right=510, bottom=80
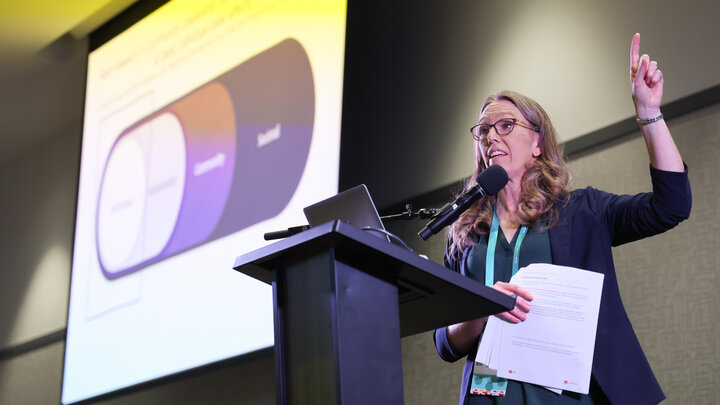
left=303, top=184, right=390, bottom=242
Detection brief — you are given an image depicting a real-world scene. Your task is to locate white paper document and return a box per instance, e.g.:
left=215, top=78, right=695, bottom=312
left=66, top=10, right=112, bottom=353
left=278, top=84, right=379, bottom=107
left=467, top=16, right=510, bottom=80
left=475, top=264, right=604, bottom=394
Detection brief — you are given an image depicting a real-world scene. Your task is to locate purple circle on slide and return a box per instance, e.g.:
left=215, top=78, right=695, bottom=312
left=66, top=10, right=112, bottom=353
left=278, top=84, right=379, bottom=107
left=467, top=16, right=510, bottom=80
left=159, top=82, right=237, bottom=257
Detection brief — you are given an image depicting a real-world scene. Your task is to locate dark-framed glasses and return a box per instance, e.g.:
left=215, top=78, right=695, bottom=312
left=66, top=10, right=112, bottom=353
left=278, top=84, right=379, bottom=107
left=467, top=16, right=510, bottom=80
left=470, top=118, right=537, bottom=141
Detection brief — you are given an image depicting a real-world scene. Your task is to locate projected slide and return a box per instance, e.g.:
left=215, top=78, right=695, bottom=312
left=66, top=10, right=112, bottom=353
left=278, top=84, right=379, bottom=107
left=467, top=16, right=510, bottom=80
left=63, top=1, right=346, bottom=404
left=96, top=39, right=314, bottom=279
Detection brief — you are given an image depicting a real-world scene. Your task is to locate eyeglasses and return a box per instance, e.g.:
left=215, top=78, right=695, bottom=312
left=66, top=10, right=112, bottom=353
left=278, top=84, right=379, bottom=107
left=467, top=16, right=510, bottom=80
left=470, top=118, right=538, bottom=141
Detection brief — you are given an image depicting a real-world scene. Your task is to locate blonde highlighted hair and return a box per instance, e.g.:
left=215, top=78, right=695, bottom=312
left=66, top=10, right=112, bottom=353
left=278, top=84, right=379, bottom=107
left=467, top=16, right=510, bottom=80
left=447, top=91, right=572, bottom=259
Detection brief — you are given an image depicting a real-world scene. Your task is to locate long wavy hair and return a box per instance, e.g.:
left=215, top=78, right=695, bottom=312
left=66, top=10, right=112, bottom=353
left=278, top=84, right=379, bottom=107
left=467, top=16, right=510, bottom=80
left=447, top=90, right=572, bottom=260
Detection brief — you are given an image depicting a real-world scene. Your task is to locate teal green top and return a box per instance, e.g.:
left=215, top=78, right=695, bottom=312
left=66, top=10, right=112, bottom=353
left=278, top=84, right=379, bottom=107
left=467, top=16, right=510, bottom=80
left=466, top=224, right=599, bottom=404
left=467, top=222, right=552, bottom=284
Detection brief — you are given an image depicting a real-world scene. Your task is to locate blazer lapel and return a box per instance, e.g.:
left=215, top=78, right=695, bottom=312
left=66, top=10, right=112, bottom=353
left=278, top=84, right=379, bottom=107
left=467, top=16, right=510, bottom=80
left=549, top=201, right=573, bottom=267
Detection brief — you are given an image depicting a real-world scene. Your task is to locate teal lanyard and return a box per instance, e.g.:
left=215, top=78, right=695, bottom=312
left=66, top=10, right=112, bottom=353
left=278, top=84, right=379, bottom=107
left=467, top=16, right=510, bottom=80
left=485, top=203, right=528, bottom=287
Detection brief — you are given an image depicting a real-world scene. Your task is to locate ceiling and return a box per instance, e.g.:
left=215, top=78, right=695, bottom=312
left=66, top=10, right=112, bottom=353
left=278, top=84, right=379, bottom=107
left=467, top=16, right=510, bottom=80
left=0, top=1, right=138, bottom=164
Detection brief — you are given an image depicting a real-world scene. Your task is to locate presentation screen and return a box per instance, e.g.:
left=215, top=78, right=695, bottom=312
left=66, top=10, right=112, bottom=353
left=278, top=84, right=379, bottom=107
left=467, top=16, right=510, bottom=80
left=63, top=1, right=347, bottom=403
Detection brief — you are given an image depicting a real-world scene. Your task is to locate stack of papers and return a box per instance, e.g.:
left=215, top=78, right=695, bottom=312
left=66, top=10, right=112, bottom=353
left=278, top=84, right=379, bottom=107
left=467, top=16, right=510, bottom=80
left=474, top=264, right=604, bottom=394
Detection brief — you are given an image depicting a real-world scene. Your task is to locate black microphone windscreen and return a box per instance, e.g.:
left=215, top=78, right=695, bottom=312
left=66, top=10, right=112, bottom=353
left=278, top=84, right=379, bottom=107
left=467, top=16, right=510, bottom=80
left=476, top=165, right=508, bottom=196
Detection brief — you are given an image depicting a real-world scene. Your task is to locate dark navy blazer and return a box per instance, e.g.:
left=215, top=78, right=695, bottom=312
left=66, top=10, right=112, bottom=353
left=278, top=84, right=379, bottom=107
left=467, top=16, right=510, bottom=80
left=434, top=166, right=692, bottom=405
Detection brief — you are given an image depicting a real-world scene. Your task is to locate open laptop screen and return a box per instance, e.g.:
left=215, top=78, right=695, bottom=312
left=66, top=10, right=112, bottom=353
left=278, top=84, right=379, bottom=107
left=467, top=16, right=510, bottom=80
left=303, top=184, right=389, bottom=241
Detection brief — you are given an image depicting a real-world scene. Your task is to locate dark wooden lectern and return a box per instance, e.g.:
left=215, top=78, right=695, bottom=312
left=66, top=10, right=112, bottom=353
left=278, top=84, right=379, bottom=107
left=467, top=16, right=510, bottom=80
left=233, top=220, right=514, bottom=404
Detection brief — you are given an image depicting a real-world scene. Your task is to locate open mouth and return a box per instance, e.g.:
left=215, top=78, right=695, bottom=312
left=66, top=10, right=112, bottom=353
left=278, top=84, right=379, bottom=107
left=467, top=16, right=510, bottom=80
left=489, top=150, right=507, bottom=159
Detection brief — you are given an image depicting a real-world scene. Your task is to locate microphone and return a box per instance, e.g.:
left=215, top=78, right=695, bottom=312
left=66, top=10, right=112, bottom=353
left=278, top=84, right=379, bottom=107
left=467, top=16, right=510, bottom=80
left=418, top=165, right=508, bottom=240
left=263, top=225, right=310, bottom=240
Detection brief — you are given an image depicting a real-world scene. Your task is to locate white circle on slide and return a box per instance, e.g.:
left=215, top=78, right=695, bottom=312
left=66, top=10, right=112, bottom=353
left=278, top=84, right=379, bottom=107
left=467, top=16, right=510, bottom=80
left=97, top=136, right=147, bottom=272
left=142, top=112, right=186, bottom=260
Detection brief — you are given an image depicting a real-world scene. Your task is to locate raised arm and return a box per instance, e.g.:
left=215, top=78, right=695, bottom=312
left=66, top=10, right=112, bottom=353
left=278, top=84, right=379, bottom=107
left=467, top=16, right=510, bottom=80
left=630, top=33, right=684, bottom=172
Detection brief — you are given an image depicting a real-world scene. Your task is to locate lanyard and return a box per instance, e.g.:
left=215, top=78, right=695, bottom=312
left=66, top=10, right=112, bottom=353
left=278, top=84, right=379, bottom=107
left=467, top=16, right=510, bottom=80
left=485, top=203, right=528, bottom=287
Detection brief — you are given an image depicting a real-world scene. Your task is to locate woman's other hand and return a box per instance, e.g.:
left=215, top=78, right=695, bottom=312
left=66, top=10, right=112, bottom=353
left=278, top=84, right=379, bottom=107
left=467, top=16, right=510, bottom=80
left=446, top=281, right=534, bottom=353
left=491, top=281, right=533, bottom=323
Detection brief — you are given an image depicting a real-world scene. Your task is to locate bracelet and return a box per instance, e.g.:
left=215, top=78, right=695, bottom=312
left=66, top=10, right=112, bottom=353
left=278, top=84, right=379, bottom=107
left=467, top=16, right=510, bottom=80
left=636, top=113, right=664, bottom=126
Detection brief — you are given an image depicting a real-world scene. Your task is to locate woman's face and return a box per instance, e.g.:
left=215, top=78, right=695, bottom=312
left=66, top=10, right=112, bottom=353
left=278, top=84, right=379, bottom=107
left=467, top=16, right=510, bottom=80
left=476, top=100, right=541, bottom=182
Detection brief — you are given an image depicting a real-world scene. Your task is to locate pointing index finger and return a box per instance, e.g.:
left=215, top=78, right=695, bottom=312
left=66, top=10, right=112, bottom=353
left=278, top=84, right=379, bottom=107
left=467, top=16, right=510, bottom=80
left=631, top=33, right=641, bottom=76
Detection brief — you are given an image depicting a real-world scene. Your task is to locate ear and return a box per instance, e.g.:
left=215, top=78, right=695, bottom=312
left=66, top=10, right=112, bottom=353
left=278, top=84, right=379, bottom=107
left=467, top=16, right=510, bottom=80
left=531, top=134, right=542, bottom=158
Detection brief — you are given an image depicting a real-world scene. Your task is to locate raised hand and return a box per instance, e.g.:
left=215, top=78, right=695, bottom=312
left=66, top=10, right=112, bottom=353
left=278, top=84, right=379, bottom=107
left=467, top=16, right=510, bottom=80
left=629, top=33, right=684, bottom=172
left=630, top=33, right=663, bottom=118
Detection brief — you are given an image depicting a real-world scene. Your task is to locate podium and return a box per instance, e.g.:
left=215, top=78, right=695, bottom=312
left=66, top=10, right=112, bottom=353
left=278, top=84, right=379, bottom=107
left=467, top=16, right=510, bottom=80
left=233, top=220, right=514, bottom=404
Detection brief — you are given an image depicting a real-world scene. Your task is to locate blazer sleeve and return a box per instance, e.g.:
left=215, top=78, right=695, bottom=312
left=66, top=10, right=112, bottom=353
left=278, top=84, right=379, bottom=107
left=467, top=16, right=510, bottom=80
left=586, top=164, right=691, bottom=246
left=433, top=237, right=467, bottom=363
